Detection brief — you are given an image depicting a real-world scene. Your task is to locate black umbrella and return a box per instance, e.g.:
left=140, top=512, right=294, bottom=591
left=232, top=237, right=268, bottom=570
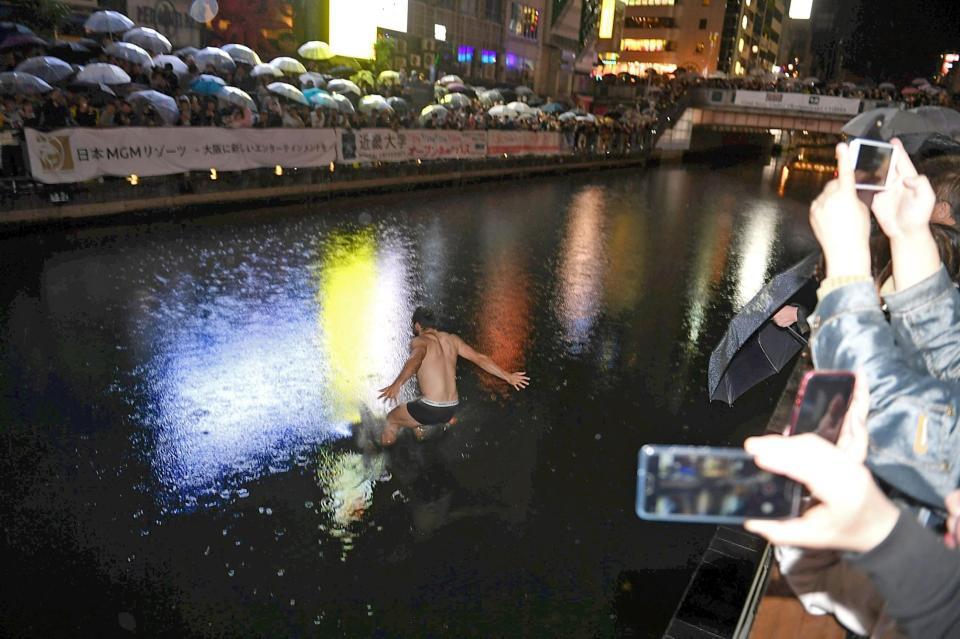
left=708, top=251, right=820, bottom=405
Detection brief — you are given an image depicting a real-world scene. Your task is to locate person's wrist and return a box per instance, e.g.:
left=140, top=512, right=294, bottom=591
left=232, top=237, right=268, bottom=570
left=825, top=252, right=871, bottom=279
left=850, top=487, right=900, bottom=553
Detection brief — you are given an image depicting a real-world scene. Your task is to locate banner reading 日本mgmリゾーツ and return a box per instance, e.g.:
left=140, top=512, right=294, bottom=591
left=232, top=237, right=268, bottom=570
left=25, top=127, right=339, bottom=184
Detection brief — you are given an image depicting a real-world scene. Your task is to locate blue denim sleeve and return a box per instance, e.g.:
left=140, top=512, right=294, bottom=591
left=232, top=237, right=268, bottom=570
left=812, top=282, right=960, bottom=507
left=884, top=265, right=960, bottom=382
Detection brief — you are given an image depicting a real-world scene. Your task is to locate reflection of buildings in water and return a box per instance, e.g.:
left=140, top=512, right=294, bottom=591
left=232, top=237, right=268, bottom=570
left=732, top=207, right=780, bottom=310
left=315, top=448, right=386, bottom=558
left=680, top=208, right=734, bottom=355
left=556, top=187, right=608, bottom=354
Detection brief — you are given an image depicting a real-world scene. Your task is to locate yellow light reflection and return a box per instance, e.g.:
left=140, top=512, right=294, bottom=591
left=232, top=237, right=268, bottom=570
left=557, top=187, right=607, bottom=352
left=733, top=209, right=779, bottom=309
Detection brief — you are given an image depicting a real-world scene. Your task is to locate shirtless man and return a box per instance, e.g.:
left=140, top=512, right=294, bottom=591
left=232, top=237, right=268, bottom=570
left=377, top=307, right=530, bottom=446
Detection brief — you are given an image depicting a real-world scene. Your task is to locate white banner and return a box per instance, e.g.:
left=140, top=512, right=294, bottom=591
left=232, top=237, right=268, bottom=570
left=486, top=130, right=568, bottom=156
left=25, top=127, right=339, bottom=184
left=733, top=90, right=862, bottom=116
left=337, top=129, right=487, bottom=163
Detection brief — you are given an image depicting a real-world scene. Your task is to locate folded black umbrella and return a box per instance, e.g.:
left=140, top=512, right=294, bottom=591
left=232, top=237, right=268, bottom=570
left=708, top=251, right=820, bottom=404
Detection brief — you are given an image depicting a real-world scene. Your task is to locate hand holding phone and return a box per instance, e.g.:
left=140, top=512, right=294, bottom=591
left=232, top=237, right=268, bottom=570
left=635, top=445, right=802, bottom=525
left=849, top=139, right=895, bottom=191
left=787, top=370, right=856, bottom=444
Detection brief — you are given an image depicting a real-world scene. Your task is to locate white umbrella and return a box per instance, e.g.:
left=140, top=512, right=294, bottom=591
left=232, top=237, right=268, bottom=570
left=438, top=74, right=462, bottom=86
left=332, top=92, right=355, bottom=114
left=105, top=42, right=154, bottom=68
left=270, top=56, right=306, bottom=75
left=188, top=0, right=219, bottom=23
left=420, top=104, right=449, bottom=123
left=878, top=82, right=896, bottom=91
left=557, top=111, right=577, bottom=122
left=358, top=94, right=391, bottom=115
left=506, top=100, right=531, bottom=113
left=123, top=27, right=172, bottom=55
left=299, top=71, right=326, bottom=88
left=76, top=63, right=131, bottom=85
left=152, top=54, right=189, bottom=77
left=515, top=85, right=534, bottom=96
left=251, top=63, right=282, bottom=78
left=127, top=89, right=178, bottom=124
left=267, top=81, right=308, bottom=105
left=194, top=47, right=235, bottom=73
left=479, top=89, right=503, bottom=106
left=174, top=46, right=199, bottom=59
left=15, top=56, right=74, bottom=84
left=442, top=92, right=471, bottom=109
left=297, top=40, right=334, bottom=61
left=84, top=10, right=134, bottom=34
left=488, top=104, right=518, bottom=119
left=221, top=43, right=260, bottom=66
left=576, top=113, right=596, bottom=123
left=327, top=78, right=360, bottom=97
left=218, top=86, right=256, bottom=111
left=0, top=71, right=53, bottom=95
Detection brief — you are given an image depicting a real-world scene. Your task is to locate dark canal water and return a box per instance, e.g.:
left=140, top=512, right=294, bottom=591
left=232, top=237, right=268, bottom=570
left=1, top=162, right=825, bottom=637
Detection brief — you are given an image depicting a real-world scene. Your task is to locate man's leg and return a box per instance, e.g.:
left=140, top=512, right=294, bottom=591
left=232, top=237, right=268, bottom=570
left=382, top=403, right=421, bottom=446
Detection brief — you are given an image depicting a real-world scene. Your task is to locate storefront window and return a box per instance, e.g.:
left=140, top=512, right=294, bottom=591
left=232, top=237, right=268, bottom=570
left=620, top=38, right=670, bottom=52
left=509, top=3, right=540, bottom=40
left=457, top=45, right=474, bottom=62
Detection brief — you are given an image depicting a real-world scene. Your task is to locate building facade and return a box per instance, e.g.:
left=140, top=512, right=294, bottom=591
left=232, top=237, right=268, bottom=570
left=715, top=0, right=786, bottom=76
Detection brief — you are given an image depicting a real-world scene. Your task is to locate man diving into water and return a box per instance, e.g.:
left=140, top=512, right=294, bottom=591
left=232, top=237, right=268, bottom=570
left=377, top=307, right=530, bottom=446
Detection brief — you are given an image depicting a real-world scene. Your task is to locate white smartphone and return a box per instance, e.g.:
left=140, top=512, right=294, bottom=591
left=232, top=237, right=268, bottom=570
left=848, top=138, right=895, bottom=190
left=635, top=444, right=803, bottom=524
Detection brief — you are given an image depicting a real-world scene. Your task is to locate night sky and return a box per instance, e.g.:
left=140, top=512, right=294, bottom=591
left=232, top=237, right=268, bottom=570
left=844, top=0, right=960, bottom=81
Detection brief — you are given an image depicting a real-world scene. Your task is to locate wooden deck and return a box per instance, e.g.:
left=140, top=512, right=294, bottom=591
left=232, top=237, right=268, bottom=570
left=750, top=562, right=846, bottom=639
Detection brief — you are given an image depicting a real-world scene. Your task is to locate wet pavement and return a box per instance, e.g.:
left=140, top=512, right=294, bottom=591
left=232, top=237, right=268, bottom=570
left=1, top=162, right=826, bottom=637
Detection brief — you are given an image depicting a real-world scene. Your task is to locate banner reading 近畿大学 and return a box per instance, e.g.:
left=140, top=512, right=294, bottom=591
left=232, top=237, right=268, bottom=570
left=336, top=128, right=487, bottom=163
left=486, top=130, right=567, bottom=156
left=733, top=90, right=861, bottom=116
left=24, top=127, right=339, bottom=184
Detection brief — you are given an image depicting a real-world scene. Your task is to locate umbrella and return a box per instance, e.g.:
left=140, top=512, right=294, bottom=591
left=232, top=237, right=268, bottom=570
left=441, top=92, right=471, bottom=109
left=127, top=89, right=179, bottom=124
left=506, top=100, right=531, bottom=113
left=326, top=64, right=356, bottom=78
left=378, top=70, right=401, bottom=85
left=0, top=34, right=46, bottom=51
left=496, top=87, right=517, bottom=102
left=123, top=27, right=172, bottom=54
left=540, top=101, right=566, bottom=114
left=270, top=56, right=306, bottom=75
left=526, top=94, right=545, bottom=107
left=707, top=252, right=820, bottom=405
left=911, top=77, right=929, bottom=87
left=327, top=78, right=361, bottom=97
left=221, top=43, right=261, bottom=66
left=558, top=111, right=577, bottom=122
left=515, top=85, right=534, bottom=96
left=880, top=106, right=960, bottom=141
left=302, top=87, right=328, bottom=100
left=488, top=104, right=518, bottom=118
left=438, top=74, right=462, bottom=86
left=358, top=94, right=392, bottom=115
left=76, top=63, right=130, bottom=85
left=445, top=82, right=475, bottom=96
left=841, top=107, right=900, bottom=138
left=66, top=81, right=117, bottom=103
left=190, top=73, right=226, bottom=94
left=299, top=71, right=326, bottom=88
left=174, top=46, right=199, bottom=59
left=105, top=41, right=154, bottom=68
left=0, top=22, right=34, bottom=38
left=351, top=69, right=375, bottom=88
left=15, top=56, right=74, bottom=84
left=267, top=81, right=308, bottom=105
left=152, top=54, right=189, bottom=77
left=576, top=113, right=597, bottom=123
left=194, top=47, right=235, bottom=73
left=478, top=89, right=503, bottom=106
left=878, top=82, right=896, bottom=91
left=189, top=0, right=219, bottom=23
left=308, top=92, right=338, bottom=110
left=298, top=40, right=333, bottom=61
left=420, top=104, right=449, bottom=124
left=84, top=10, right=134, bottom=34
left=900, top=86, right=919, bottom=96
left=386, top=96, right=409, bottom=114
left=217, top=86, right=256, bottom=111
left=251, top=63, right=282, bottom=78
left=332, top=92, right=355, bottom=114
left=47, top=40, right=97, bottom=64
left=0, top=71, right=53, bottom=95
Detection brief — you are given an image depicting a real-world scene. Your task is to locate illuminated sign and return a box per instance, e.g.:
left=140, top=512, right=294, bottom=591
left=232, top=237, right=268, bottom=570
left=329, top=0, right=409, bottom=59
left=434, top=23, right=446, bottom=41
left=942, top=52, right=959, bottom=76
left=458, top=45, right=474, bottom=63
left=598, top=0, right=616, bottom=39
left=481, top=49, right=497, bottom=64
left=788, top=0, right=812, bottom=19
left=377, top=0, right=407, bottom=33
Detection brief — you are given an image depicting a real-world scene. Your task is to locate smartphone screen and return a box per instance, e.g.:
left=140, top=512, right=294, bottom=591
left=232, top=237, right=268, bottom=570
left=788, top=371, right=856, bottom=444
left=851, top=139, right=894, bottom=189
left=636, top=445, right=802, bottom=524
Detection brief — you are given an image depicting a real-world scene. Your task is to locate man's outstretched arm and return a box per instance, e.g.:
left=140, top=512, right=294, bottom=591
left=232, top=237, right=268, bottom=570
left=378, top=340, right=427, bottom=401
left=454, top=336, right=530, bottom=390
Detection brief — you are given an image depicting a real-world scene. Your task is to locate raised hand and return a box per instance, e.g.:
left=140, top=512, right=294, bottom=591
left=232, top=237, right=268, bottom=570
left=506, top=371, right=530, bottom=391
left=871, top=138, right=937, bottom=241
left=377, top=383, right=400, bottom=402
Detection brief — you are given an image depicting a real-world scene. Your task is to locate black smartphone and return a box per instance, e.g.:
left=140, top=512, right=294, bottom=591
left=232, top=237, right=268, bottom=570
left=635, top=445, right=803, bottom=524
left=787, top=370, right=856, bottom=444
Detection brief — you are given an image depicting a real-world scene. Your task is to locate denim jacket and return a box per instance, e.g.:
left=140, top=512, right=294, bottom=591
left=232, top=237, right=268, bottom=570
left=811, top=267, right=960, bottom=508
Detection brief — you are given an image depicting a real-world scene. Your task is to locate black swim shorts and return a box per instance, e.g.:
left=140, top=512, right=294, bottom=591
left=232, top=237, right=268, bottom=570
left=406, top=397, right=459, bottom=426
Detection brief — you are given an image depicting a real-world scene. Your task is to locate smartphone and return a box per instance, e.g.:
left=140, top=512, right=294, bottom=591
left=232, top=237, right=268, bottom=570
left=635, top=445, right=802, bottom=524
left=787, top=370, right=856, bottom=443
left=849, top=138, right=895, bottom=190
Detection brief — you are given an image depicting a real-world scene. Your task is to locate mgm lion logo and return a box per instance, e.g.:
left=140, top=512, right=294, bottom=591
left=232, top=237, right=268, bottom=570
left=34, top=132, right=75, bottom=172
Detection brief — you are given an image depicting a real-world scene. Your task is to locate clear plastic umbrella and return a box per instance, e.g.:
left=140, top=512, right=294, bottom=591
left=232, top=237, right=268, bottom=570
left=488, top=104, right=518, bottom=119
left=0, top=71, right=53, bottom=95
left=84, top=10, right=134, bottom=34
left=386, top=96, right=409, bottom=113
left=557, top=111, right=577, bottom=122
left=15, top=56, right=74, bottom=84
left=327, top=78, right=360, bottom=97
left=358, top=94, right=391, bottom=115
left=308, top=92, right=338, bottom=110
left=438, top=74, right=462, bottom=86
left=378, top=70, right=400, bottom=85
left=221, top=43, right=260, bottom=66
left=478, top=89, right=503, bottom=106
left=441, top=92, right=471, bottom=109
left=420, top=104, right=449, bottom=124
left=105, top=42, right=154, bottom=68
left=506, top=100, right=531, bottom=113
left=174, top=46, right=199, bottom=59
left=332, top=92, right=355, bottom=114
left=217, top=86, right=256, bottom=111
left=267, top=81, right=308, bottom=105
left=188, top=0, right=219, bottom=23
left=76, top=63, right=131, bottom=85
left=297, top=40, right=333, bottom=61
left=270, top=56, right=306, bottom=75
left=190, top=73, right=226, bottom=94
left=515, top=85, right=534, bottom=96
left=299, top=71, right=326, bottom=88
left=127, top=89, right=179, bottom=124
left=194, top=47, right=235, bottom=73
left=152, top=54, right=189, bottom=77
left=123, top=27, right=172, bottom=55
left=251, top=63, right=282, bottom=78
